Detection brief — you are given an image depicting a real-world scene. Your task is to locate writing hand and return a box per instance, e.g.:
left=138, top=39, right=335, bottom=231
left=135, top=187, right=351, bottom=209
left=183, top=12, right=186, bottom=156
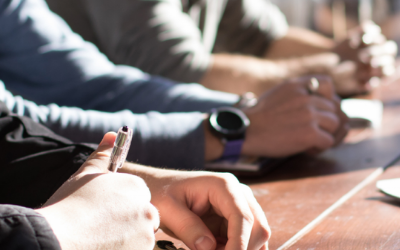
left=37, top=132, right=159, bottom=250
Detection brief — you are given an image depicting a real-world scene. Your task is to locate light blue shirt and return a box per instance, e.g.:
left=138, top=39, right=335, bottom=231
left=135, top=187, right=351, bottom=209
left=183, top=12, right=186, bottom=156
left=0, top=0, right=238, bottom=169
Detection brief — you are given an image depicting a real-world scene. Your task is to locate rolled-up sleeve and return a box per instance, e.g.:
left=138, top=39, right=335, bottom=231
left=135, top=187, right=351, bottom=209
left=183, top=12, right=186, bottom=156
left=0, top=81, right=222, bottom=169
left=0, top=0, right=239, bottom=169
left=214, top=0, right=289, bottom=56
left=81, top=0, right=211, bottom=83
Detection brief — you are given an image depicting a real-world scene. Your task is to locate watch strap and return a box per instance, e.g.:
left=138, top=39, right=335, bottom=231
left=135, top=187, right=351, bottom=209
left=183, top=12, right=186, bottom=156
left=220, top=139, right=244, bottom=162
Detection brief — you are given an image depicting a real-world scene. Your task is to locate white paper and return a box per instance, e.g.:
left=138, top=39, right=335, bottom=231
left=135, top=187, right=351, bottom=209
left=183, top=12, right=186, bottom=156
left=341, top=99, right=383, bottom=128
left=376, top=178, right=400, bottom=200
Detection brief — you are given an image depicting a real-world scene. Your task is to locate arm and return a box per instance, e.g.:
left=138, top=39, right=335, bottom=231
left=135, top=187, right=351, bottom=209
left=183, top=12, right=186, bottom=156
left=200, top=52, right=339, bottom=95
left=264, top=27, right=335, bottom=59
left=0, top=0, right=237, bottom=113
left=0, top=0, right=239, bottom=169
left=0, top=81, right=215, bottom=170
left=265, top=25, right=398, bottom=95
left=70, top=0, right=210, bottom=84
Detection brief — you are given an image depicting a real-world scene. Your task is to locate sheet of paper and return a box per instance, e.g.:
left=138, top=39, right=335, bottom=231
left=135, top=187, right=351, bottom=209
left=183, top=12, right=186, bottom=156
left=376, top=178, right=400, bottom=200
left=341, top=99, right=383, bottom=128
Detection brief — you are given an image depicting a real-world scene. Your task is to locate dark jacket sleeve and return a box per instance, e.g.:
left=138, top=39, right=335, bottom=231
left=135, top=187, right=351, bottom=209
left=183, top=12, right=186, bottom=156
left=0, top=101, right=96, bottom=208
left=0, top=205, right=61, bottom=250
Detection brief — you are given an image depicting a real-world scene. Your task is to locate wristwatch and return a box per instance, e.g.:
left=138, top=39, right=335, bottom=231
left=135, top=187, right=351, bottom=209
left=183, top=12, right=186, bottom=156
left=208, top=106, right=250, bottom=161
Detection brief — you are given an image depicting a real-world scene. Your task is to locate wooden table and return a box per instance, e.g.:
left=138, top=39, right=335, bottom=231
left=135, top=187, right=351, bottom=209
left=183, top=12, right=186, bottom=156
left=156, top=75, right=400, bottom=249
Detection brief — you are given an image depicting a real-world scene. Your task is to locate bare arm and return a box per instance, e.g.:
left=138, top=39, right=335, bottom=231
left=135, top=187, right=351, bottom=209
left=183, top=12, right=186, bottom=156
left=264, top=27, right=335, bottom=59
left=200, top=53, right=339, bottom=96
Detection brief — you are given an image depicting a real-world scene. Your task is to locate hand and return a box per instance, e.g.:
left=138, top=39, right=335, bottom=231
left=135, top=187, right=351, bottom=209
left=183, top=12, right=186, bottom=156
left=120, top=165, right=271, bottom=250
left=36, top=132, right=160, bottom=250
left=333, top=21, right=397, bottom=95
left=242, top=75, right=349, bottom=157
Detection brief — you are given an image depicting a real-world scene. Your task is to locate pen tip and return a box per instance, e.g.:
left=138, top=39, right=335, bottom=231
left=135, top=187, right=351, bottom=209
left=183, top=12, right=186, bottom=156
left=122, top=126, right=128, bottom=132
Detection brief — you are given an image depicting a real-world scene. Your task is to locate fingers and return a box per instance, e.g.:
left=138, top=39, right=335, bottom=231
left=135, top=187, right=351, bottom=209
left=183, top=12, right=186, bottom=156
left=74, top=132, right=117, bottom=176
left=159, top=198, right=217, bottom=250
left=287, top=76, right=347, bottom=145
left=214, top=178, right=254, bottom=250
left=330, top=61, right=373, bottom=96
left=359, top=40, right=398, bottom=61
left=241, top=184, right=271, bottom=250
left=356, top=40, right=398, bottom=83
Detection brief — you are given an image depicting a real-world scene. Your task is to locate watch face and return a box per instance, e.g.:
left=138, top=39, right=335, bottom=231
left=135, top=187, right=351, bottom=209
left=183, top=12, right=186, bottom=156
left=209, top=107, right=250, bottom=140
left=217, top=111, right=244, bottom=130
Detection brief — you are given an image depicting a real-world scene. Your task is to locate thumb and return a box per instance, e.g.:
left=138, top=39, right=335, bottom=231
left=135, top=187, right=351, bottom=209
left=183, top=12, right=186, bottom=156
left=75, top=132, right=117, bottom=176
left=41, top=132, right=117, bottom=207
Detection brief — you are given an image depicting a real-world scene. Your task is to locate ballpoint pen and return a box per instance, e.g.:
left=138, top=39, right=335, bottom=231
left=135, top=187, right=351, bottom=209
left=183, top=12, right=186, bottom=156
left=108, top=126, right=133, bottom=173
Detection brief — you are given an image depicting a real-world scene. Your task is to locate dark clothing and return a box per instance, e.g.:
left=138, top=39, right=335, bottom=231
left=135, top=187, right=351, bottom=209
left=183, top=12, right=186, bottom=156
left=0, top=205, right=61, bottom=250
left=46, top=0, right=288, bottom=83
left=0, top=0, right=237, bottom=170
left=0, top=101, right=96, bottom=248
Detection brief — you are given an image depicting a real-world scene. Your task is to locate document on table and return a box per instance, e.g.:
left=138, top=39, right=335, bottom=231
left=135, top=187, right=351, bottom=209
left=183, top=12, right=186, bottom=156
left=377, top=178, right=400, bottom=200
left=341, top=99, right=383, bottom=128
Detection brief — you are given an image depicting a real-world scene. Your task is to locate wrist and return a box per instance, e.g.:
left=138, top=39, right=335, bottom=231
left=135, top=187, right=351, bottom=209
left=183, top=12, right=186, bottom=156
left=203, top=116, right=224, bottom=161
left=204, top=106, right=251, bottom=162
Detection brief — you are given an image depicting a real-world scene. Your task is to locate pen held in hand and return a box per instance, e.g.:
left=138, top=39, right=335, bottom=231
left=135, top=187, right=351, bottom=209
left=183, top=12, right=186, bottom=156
left=108, top=126, right=133, bottom=172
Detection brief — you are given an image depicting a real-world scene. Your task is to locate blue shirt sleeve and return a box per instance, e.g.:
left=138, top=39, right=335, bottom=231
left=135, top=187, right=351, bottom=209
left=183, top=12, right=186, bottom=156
left=0, top=0, right=239, bottom=169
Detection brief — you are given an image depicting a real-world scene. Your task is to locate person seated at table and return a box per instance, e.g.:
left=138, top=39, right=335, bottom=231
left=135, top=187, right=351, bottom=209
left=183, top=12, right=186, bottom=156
left=0, top=103, right=270, bottom=250
left=315, top=0, right=400, bottom=48
left=0, top=0, right=348, bottom=170
left=45, top=0, right=397, bottom=96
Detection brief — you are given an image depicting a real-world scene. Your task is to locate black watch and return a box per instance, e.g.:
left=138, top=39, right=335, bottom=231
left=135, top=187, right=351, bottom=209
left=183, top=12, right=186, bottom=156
left=208, top=107, right=250, bottom=161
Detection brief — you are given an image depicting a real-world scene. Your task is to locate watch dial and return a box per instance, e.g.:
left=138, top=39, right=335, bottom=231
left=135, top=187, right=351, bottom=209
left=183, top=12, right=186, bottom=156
left=217, top=111, right=243, bottom=130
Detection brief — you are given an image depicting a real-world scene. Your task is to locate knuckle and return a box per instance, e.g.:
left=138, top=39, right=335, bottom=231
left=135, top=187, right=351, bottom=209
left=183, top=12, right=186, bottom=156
left=87, top=150, right=110, bottom=163
left=125, top=175, right=151, bottom=197
left=242, top=211, right=255, bottom=226
left=280, top=80, right=299, bottom=93
left=259, top=223, right=272, bottom=242
left=144, top=204, right=159, bottom=220
left=304, top=125, right=320, bottom=141
left=331, top=114, right=341, bottom=129
left=216, top=172, right=240, bottom=186
left=145, top=204, right=160, bottom=230
left=300, top=105, right=315, bottom=122
left=298, top=94, right=312, bottom=104
left=240, top=184, right=254, bottom=196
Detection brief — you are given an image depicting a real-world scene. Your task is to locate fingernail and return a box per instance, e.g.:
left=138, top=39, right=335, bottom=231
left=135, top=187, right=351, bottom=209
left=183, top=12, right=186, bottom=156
left=99, top=132, right=117, bottom=146
left=99, top=138, right=111, bottom=146
left=195, top=236, right=214, bottom=250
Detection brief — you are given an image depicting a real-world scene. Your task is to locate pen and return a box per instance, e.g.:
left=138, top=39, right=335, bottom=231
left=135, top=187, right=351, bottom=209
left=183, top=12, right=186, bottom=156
left=108, top=126, right=133, bottom=172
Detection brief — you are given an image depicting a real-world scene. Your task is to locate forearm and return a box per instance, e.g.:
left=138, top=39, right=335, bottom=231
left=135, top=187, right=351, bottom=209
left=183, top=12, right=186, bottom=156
left=200, top=53, right=339, bottom=96
left=265, top=27, right=335, bottom=59
left=0, top=82, right=210, bottom=169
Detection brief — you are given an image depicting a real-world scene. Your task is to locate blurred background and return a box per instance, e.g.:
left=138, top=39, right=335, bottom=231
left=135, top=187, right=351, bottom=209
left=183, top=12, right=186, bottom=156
left=271, top=0, right=400, bottom=52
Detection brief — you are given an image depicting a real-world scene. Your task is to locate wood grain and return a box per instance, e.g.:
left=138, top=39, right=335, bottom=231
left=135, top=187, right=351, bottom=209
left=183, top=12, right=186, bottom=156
left=287, top=166, right=400, bottom=250
left=156, top=78, right=400, bottom=250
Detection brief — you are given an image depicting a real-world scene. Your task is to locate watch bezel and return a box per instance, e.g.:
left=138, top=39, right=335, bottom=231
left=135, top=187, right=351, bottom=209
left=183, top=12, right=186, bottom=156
left=209, top=107, right=250, bottom=140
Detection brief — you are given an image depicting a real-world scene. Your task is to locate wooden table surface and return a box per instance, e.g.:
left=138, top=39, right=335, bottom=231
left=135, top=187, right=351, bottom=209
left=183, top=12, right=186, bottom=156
left=156, top=75, right=400, bottom=249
